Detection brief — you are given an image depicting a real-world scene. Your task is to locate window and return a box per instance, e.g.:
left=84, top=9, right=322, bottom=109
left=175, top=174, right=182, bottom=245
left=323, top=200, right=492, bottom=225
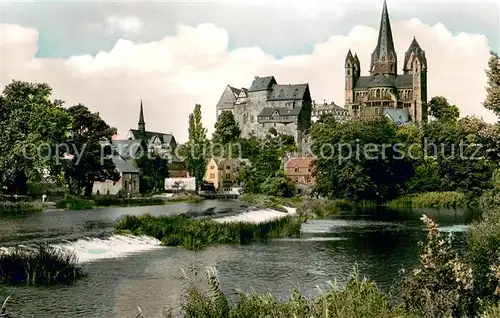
left=308, top=168, right=311, bottom=172
left=210, top=173, right=215, bottom=179
left=375, top=107, right=379, bottom=115
left=250, top=116, right=254, bottom=123
left=308, top=179, right=312, bottom=183
left=295, top=178, right=299, bottom=182
left=294, top=168, right=299, bottom=173
left=210, top=165, right=214, bottom=169
left=226, top=166, right=230, bottom=170
left=225, top=174, right=231, bottom=179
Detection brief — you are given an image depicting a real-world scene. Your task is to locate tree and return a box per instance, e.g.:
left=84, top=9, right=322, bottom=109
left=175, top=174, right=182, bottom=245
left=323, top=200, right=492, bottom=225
left=183, top=104, right=208, bottom=190
left=135, top=139, right=169, bottom=193
left=484, top=50, right=500, bottom=118
left=212, top=110, right=241, bottom=144
left=0, top=81, right=72, bottom=194
left=428, top=96, right=460, bottom=122
left=64, top=104, right=119, bottom=196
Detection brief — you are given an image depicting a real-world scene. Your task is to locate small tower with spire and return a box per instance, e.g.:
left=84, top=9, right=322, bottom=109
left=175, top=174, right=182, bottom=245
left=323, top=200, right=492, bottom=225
left=345, top=50, right=356, bottom=106
left=138, top=99, right=145, bottom=135
left=370, top=0, right=397, bottom=76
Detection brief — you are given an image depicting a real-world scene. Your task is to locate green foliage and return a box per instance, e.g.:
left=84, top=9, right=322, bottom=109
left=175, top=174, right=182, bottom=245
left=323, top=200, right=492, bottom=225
left=183, top=104, right=208, bottom=190
left=401, top=215, right=475, bottom=317
left=178, top=266, right=413, bottom=318
left=55, top=195, right=94, bottom=210
left=135, top=140, right=169, bottom=194
left=260, top=172, right=296, bottom=198
left=212, top=110, right=241, bottom=145
left=239, top=134, right=296, bottom=196
left=63, top=104, right=119, bottom=197
left=297, top=198, right=342, bottom=219
left=484, top=50, right=500, bottom=118
left=115, top=214, right=302, bottom=251
left=0, top=81, right=72, bottom=193
left=387, top=191, right=467, bottom=208
left=311, top=117, right=413, bottom=202
left=428, top=96, right=460, bottom=122
left=93, top=195, right=166, bottom=207
left=0, top=244, right=86, bottom=286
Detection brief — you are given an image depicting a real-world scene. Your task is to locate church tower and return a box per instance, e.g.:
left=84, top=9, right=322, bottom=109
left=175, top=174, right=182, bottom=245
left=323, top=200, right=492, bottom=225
left=138, top=99, right=145, bottom=135
left=345, top=50, right=356, bottom=106
left=370, top=0, right=397, bottom=76
left=403, top=37, right=428, bottom=122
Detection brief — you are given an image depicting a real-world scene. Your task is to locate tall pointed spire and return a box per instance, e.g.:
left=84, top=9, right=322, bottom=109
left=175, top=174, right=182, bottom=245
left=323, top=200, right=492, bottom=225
left=370, top=0, right=397, bottom=76
left=138, top=99, right=145, bottom=134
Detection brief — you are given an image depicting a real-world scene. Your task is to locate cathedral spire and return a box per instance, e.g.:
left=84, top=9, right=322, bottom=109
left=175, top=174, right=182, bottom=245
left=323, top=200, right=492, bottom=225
left=138, top=99, right=145, bottom=134
left=370, top=0, right=397, bottom=75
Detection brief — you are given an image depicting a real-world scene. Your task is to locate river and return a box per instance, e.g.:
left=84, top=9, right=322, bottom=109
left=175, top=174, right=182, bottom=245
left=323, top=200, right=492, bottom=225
left=0, top=200, right=473, bottom=317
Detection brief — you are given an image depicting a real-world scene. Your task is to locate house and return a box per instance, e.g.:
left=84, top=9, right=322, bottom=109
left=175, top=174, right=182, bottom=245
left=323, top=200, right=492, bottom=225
left=205, top=157, right=247, bottom=191
left=284, top=157, right=316, bottom=188
left=93, top=156, right=140, bottom=196
left=311, top=100, right=350, bottom=123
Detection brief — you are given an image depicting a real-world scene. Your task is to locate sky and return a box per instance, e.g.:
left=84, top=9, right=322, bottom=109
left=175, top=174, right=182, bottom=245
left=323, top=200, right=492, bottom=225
left=1, top=0, right=499, bottom=142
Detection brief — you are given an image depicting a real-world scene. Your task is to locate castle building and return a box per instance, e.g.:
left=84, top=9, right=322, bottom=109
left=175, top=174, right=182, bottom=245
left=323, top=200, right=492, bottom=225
left=216, top=76, right=312, bottom=142
left=345, top=0, right=428, bottom=123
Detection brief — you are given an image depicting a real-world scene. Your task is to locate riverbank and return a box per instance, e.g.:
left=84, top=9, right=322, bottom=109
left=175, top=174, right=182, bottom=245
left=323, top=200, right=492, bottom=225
left=385, top=191, right=468, bottom=208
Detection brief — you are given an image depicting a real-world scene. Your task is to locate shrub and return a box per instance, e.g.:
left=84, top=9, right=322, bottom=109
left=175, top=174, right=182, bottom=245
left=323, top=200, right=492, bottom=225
left=55, top=195, right=94, bottom=210
left=297, top=198, right=341, bottom=219
left=0, top=245, right=86, bottom=286
left=401, top=215, right=474, bottom=317
left=175, top=266, right=414, bottom=318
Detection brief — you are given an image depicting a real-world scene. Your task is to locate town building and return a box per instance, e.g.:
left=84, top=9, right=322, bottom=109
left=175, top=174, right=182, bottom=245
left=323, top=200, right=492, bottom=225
left=216, top=76, right=312, bottom=143
left=311, top=100, right=350, bottom=123
left=344, top=0, right=427, bottom=123
left=284, top=157, right=316, bottom=187
left=93, top=156, right=140, bottom=196
left=205, top=157, right=247, bottom=191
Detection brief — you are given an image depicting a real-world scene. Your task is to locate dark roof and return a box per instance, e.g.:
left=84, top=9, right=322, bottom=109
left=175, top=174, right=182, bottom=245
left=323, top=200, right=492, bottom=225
left=138, top=100, right=145, bottom=125
left=313, top=101, right=348, bottom=112
left=241, top=88, right=248, bottom=94
left=229, top=86, right=241, bottom=96
left=129, top=129, right=174, bottom=145
left=268, top=84, right=309, bottom=101
left=112, top=156, right=139, bottom=173
left=354, top=74, right=413, bottom=89
left=258, top=107, right=302, bottom=117
left=367, top=74, right=396, bottom=88
left=248, top=76, right=277, bottom=92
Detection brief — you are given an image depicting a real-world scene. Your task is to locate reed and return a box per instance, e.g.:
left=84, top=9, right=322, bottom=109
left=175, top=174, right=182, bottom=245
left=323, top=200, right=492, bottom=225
left=0, top=244, right=86, bottom=286
left=115, top=214, right=302, bottom=251
left=55, top=196, right=94, bottom=210
left=0, top=201, right=46, bottom=213
left=386, top=191, right=467, bottom=208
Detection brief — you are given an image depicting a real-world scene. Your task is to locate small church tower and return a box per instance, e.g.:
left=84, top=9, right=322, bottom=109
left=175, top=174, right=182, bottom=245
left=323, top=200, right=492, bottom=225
left=403, top=37, right=428, bottom=122
left=138, top=99, right=145, bottom=135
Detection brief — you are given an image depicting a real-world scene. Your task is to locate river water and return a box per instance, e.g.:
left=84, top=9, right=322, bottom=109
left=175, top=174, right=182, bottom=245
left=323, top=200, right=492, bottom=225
left=0, top=200, right=473, bottom=317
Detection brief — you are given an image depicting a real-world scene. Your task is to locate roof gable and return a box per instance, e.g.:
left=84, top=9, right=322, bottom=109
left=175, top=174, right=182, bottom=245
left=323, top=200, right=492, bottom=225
left=249, top=76, right=277, bottom=92
left=268, top=84, right=309, bottom=101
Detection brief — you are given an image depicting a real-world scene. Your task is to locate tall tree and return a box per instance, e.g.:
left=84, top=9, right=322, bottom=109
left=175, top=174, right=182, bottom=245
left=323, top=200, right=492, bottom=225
left=484, top=50, right=500, bottom=118
left=212, top=110, right=241, bottom=144
left=0, top=81, right=72, bottom=193
left=428, top=96, right=460, bottom=122
left=183, top=104, right=207, bottom=190
left=64, top=104, right=119, bottom=196
left=135, top=139, right=169, bottom=193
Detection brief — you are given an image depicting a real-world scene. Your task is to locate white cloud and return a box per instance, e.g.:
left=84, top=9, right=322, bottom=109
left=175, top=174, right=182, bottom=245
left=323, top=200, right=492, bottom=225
left=0, top=19, right=495, bottom=143
left=105, top=15, right=143, bottom=35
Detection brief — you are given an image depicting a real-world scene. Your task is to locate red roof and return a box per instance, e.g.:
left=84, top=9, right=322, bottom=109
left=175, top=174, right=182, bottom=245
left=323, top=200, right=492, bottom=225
left=284, top=157, right=315, bottom=168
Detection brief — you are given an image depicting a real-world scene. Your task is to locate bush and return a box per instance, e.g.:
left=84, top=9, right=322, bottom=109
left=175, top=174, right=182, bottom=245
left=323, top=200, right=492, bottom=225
left=0, top=244, right=86, bottom=286
left=260, top=173, right=296, bottom=198
left=174, top=267, right=414, bottom=318
left=55, top=196, right=94, bottom=210
left=401, top=215, right=475, bottom=317
left=297, top=198, right=341, bottom=219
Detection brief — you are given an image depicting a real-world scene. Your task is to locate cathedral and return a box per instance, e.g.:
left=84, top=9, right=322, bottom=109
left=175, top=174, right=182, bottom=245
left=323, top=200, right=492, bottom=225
left=345, top=0, right=428, bottom=123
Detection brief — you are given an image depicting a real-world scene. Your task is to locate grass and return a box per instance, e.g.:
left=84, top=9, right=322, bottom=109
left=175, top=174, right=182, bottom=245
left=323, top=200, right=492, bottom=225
left=55, top=196, right=94, bottom=210
left=0, top=244, right=86, bottom=286
left=167, top=194, right=203, bottom=204
left=386, top=191, right=467, bottom=208
left=115, top=213, right=302, bottom=251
